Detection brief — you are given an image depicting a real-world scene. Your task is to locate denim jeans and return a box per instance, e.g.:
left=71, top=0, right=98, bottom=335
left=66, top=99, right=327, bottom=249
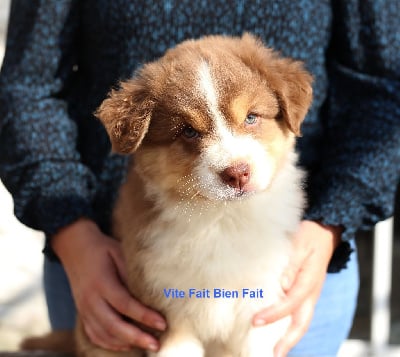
left=43, top=257, right=76, bottom=330
left=43, top=241, right=359, bottom=356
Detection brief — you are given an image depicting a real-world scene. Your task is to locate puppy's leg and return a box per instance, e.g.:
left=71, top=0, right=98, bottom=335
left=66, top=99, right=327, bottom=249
left=79, top=347, right=143, bottom=357
left=147, top=328, right=204, bottom=357
left=206, top=342, right=233, bottom=357
left=240, top=317, right=290, bottom=357
left=20, top=330, right=75, bottom=354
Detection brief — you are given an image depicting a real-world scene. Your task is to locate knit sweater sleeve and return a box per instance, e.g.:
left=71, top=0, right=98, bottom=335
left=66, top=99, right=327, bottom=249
left=0, top=0, right=96, bottom=247
left=304, top=0, right=400, bottom=241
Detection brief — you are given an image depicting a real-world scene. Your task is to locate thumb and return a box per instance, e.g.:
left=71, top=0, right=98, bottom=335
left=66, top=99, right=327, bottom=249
left=281, top=248, right=309, bottom=292
left=107, top=240, right=129, bottom=285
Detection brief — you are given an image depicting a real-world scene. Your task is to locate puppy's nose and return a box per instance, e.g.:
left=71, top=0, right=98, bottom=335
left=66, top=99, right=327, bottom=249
left=220, top=163, right=250, bottom=190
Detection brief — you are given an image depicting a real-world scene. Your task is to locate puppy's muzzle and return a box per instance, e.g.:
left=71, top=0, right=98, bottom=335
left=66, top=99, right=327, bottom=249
left=219, top=162, right=251, bottom=193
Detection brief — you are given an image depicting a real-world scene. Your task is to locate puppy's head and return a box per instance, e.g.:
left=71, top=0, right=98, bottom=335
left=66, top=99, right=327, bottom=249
left=96, top=34, right=312, bottom=201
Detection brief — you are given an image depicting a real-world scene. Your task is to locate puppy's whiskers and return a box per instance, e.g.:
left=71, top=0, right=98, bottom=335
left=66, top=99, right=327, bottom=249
left=190, top=191, right=200, bottom=200
left=174, top=174, right=219, bottom=222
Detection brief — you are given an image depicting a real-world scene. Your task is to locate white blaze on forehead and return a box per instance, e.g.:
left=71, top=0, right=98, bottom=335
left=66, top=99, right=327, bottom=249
left=197, top=60, right=234, bottom=144
left=197, top=60, right=219, bottom=118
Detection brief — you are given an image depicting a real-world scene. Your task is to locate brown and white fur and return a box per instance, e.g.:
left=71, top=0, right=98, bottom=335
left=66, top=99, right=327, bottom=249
left=24, top=34, right=313, bottom=357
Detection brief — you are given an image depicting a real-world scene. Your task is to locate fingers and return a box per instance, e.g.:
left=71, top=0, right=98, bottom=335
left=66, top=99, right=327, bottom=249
left=281, top=224, right=314, bottom=292
left=254, top=264, right=316, bottom=326
left=112, top=288, right=167, bottom=330
left=71, top=239, right=165, bottom=351
left=82, top=315, right=130, bottom=352
left=54, top=222, right=166, bottom=352
left=254, top=221, right=340, bottom=355
left=81, top=294, right=130, bottom=351
left=273, top=300, right=315, bottom=357
left=106, top=239, right=166, bottom=331
left=84, top=295, right=160, bottom=352
left=107, top=241, right=129, bottom=285
left=280, top=249, right=310, bottom=291
left=105, top=270, right=167, bottom=332
left=85, top=256, right=165, bottom=351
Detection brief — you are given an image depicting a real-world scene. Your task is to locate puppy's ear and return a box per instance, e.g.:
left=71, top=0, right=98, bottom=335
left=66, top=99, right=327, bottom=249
left=95, top=79, right=154, bottom=154
left=238, top=34, right=313, bottom=136
left=269, top=59, right=313, bottom=136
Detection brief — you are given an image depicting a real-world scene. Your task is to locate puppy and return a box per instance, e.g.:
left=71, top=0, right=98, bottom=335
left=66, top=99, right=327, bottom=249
left=24, top=33, right=312, bottom=357
left=77, top=33, right=313, bottom=357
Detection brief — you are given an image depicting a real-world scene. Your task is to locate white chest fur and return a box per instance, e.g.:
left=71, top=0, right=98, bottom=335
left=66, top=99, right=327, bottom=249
left=122, top=157, right=304, bottom=356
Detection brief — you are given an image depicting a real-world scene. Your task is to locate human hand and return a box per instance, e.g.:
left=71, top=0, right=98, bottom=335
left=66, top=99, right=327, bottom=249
left=52, top=218, right=166, bottom=352
left=253, top=220, right=341, bottom=357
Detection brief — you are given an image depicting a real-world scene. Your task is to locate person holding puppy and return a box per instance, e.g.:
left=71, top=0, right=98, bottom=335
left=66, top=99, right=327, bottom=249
left=0, top=1, right=399, bottom=356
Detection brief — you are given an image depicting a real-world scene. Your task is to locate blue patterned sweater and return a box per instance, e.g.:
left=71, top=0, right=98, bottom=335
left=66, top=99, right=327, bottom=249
left=0, top=0, right=399, bottom=269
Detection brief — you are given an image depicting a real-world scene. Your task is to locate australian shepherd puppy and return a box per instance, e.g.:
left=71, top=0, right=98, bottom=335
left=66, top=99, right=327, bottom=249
left=26, top=34, right=313, bottom=357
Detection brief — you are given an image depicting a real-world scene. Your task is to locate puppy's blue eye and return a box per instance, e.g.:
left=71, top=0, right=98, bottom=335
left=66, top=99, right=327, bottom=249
left=182, top=126, right=199, bottom=139
left=245, top=113, right=258, bottom=125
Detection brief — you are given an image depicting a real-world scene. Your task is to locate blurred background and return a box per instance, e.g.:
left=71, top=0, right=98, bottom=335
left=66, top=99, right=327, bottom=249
left=0, top=0, right=399, bottom=355
left=0, top=0, right=50, bottom=351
